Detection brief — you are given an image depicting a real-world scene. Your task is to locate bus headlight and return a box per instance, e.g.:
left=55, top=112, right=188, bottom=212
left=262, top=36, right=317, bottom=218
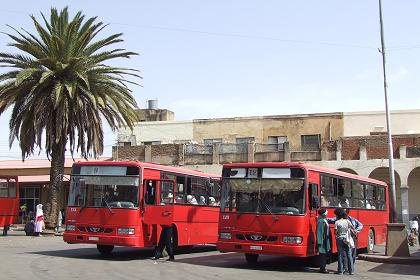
left=282, top=236, right=303, bottom=244
left=117, top=228, right=135, bottom=235
left=66, top=224, right=76, bottom=231
left=219, top=232, right=232, bottom=240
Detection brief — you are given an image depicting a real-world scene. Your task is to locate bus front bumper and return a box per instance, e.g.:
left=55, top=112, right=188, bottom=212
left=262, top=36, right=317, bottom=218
left=63, top=232, right=142, bottom=247
left=217, top=240, right=309, bottom=257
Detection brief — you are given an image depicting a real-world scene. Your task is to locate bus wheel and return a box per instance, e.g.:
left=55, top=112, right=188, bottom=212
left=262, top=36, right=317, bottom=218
left=367, top=229, right=375, bottom=253
left=97, top=244, right=114, bottom=255
left=245, top=253, right=259, bottom=264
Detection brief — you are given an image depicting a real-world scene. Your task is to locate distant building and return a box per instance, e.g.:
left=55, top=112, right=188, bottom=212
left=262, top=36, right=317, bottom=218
left=116, top=108, right=420, bottom=223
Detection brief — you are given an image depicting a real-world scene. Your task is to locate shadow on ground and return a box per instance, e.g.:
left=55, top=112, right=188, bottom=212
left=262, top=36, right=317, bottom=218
left=27, top=245, right=217, bottom=262
left=177, top=252, right=321, bottom=273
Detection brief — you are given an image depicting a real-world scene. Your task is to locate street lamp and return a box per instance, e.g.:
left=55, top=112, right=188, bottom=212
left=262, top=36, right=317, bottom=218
left=378, top=0, right=397, bottom=223
left=378, top=0, right=410, bottom=257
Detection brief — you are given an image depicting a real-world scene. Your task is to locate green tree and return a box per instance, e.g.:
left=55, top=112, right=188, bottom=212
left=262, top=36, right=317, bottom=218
left=0, top=7, right=140, bottom=228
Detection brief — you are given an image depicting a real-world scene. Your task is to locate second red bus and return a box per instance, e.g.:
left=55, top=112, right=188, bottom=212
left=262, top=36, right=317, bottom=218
left=217, top=162, right=389, bottom=263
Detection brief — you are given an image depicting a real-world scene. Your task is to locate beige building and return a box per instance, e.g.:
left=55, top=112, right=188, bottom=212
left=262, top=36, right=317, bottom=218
left=119, top=111, right=344, bottom=151
left=343, top=109, right=420, bottom=136
left=116, top=108, right=420, bottom=224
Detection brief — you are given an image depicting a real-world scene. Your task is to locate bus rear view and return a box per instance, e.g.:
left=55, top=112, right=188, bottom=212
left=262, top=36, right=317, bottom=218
left=217, top=163, right=314, bottom=263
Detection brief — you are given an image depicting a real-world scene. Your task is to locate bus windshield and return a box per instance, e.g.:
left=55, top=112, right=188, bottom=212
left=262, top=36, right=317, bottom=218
left=68, top=175, right=140, bottom=208
left=222, top=178, right=305, bottom=215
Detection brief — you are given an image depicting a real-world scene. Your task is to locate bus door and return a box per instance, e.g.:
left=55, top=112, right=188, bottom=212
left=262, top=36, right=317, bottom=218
left=142, top=179, right=175, bottom=227
left=307, top=171, right=321, bottom=256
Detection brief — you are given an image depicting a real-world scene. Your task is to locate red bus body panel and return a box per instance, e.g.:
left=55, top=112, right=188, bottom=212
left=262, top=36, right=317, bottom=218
left=63, top=161, right=220, bottom=248
left=217, top=162, right=389, bottom=257
left=218, top=213, right=312, bottom=257
left=0, top=176, right=19, bottom=227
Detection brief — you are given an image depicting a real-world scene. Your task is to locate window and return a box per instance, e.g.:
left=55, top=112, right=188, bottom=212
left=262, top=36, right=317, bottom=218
left=268, top=136, right=287, bottom=144
left=203, top=138, right=222, bottom=146
left=301, top=134, right=320, bottom=151
left=191, top=177, right=207, bottom=205
left=376, top=186, right=386, bottom=210
left=208, top=179, right=221, bottom=206
left=0, top=179, right=8, bottom=197
left=160, top=181, right=174, bottom=205
left=118, top=141, right=132, bottom=147
left=236, top=137, right=255, bottom=144
left=268, top=136, right=287, bottom=151
left=337, top=179, right=351, bottom=207
left=321, top=175, right=338, bottom=207
left=0, top=179, right=16, bottom=198
left=161, top=173, right=185, bottom=203
left=142, top=141, right=161, bottom=145
left=20, top=186, right=41, bottom=214
left=365, top=184, right=377, bottom=209
left=352, top=182, right=365, bottom=208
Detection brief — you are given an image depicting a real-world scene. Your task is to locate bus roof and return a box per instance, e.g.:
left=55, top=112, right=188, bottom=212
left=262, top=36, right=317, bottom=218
left=73, top=161, right=220, bottom=179
left=223, top=162, right=387, bottom=186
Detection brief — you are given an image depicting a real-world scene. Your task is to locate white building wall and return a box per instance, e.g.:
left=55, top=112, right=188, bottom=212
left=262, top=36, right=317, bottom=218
left=343, top=109, right=420, bottom=136
left=118, top=121, right=193, bottom=144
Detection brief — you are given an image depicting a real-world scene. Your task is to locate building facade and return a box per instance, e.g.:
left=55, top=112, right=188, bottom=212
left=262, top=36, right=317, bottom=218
left=116, top=109, right=420, bottom=224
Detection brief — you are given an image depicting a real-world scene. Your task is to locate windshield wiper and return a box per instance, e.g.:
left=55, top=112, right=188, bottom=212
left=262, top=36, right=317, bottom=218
left=103, top=197, right=115, bottom=214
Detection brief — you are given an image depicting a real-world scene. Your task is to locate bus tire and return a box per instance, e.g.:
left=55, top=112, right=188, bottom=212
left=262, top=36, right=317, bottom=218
left=245, top=253, right=259, bottom=264
left=97, top=244, right=114, bottom=255
left=367, top=229, right=375, bottom=253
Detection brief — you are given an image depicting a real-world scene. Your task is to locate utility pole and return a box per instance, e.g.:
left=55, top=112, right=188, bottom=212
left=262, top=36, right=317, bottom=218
left=378, top=0, right=397, bottom=223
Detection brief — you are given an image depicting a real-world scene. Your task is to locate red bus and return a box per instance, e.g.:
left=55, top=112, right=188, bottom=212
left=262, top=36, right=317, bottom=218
left=0, top=176, right=19, bottom=236
left=63, top=161, right=221, bottom=255
left=217, top=162, right=389, bottom=263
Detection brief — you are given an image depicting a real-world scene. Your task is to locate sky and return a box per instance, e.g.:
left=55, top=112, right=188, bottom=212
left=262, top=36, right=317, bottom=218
left=0, top=1, right=419, bottom=160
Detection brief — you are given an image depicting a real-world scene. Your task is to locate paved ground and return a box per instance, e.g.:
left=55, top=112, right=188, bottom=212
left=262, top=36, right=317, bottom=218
left=1, top=231, right=419, bottom=280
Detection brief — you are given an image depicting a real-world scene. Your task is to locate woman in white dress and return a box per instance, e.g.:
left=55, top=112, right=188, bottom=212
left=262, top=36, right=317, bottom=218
left=34, top=204, right=44, bottom=236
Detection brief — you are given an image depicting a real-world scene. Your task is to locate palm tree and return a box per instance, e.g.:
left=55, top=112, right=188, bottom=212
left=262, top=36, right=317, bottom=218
left=0, top=7, right=140, bottom=228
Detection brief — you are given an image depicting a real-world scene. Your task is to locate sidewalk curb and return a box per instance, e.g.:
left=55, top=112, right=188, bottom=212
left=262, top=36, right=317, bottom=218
left=358, top=253, right=420, bottom=264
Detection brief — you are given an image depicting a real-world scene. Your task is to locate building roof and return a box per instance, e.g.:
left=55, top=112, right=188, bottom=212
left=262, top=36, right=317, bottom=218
left=0, top=157, right=111, bottom=169
left=18, top=175, right=70, bottom=183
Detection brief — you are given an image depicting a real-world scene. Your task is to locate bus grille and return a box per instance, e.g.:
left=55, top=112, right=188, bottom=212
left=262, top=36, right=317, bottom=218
left=236, top=234, right=278, bottom=242
left=78, top=226, right=113, bottom=233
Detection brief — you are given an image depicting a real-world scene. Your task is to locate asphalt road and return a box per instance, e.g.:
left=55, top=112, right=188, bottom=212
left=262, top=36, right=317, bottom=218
left=0, top=231, right=419, bottom=280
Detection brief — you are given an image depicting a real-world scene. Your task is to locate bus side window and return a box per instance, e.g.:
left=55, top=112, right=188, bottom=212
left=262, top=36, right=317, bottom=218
left=320, top=175, right=338, bottom=207
left=160, top=181, right=174, bottom=205
left=176, top=176, right=185, bottom=203
left=337, top=179, right=351, bottom=208
left=0, top=179, right=8, bottom=197
left=8, top=179, right=16, bottom=198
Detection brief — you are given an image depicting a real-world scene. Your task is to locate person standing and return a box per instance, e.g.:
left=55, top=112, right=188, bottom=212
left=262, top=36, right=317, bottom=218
left=316, top=209, right=331, bottom=273
left=153, top=225, right=175, bottom=261
left=345, top=209, right=362, bottom=263
left=55, top=209, right=63, bottom=233
left=334, top=208, right=354, bottom=275
left=328, top=208, right=362, bottom=268
left=34, top=204, right=44, bottom=236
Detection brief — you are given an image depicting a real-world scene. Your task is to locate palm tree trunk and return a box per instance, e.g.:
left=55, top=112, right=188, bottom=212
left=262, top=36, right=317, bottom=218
left=44, top=142, right=66, bottom=229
